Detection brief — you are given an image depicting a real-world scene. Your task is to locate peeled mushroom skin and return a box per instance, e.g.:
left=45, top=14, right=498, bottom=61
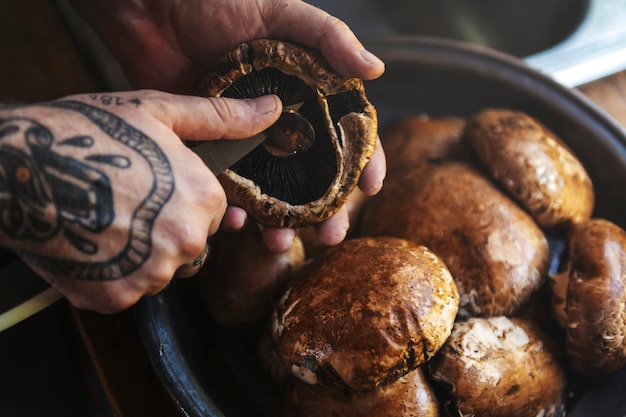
left=562, top=218, right=626, bottom=376
left=282, top=368, right=440, bottom=417
left=198, top=223, right=305, bottom=326
left=465, top=108, right=594, bottom=231
left=360, top=161, right=550, bottom=317
left=380, top=114, right=472, bottom=178
left=429, top=316, right=567, bottom=417
left=272, top=236, right=459, bottom=391
left=195, top=39, right=378, bottom=228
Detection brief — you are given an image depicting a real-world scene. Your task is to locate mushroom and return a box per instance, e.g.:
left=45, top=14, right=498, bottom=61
left=195, top=39, right=378, bottom=228
left=465, top=108, right=594, bottom=231
left=282, top=368, right=441, bottom=417
left=553, top=218, right=626, bottom=376
left=360, top=161, right=550, bottom=317
left=258, top=318, right=291, bottom=386
left=198, top=223, right=305, bottom=326
left=429, top=316, right=567, bottom=417
left=297, top=187, right=370, bottom=259
left=380, top=114, right=471, bottom=177
left=272, top=236, right=459, bottom=391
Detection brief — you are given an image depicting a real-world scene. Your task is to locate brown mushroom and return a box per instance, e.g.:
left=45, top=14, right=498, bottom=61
left=429, top=316, right=567, bottom=417
left=360, top=161, right=550, bottom=317
left=198, top=223, right=305, bottom=326
left=465, top=108, right=594, bottom=231
left=553, top=218, right=626, bottom=376
left=297, top=187, right=370, bottom=259
left=380, top=114, right=471, bottom=177
left=195, top=39, right=378, bottom=228
left=258, top=318, right=291, bottom=386
left=272, top=236, right=459, bottom=391
left=282, top=368, right=440, bottom=417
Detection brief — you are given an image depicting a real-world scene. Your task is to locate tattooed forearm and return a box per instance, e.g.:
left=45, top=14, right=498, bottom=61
left=1, top=100, right=174, bottom=281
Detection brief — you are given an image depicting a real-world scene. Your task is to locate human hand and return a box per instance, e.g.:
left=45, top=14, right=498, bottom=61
left=70, top=0, right=387, bottom=251
left=0, top=91, right=281, bottom=312
left=70, top=0, right=385, bottom=92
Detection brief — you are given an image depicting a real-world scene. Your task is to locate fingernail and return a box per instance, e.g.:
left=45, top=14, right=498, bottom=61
left=251, top=95, right=279, bottom=114
left=359, top=48, right=384, bottom=67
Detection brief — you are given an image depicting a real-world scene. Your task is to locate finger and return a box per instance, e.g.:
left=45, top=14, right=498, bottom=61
left=144, top=92, right=283, bottom=141
left=314, top=205, right=350, bottom=246
left=359, top=137, right=387, bottom=196
left=221, top=206, right=248, bottom=232
left=260, top=225, right=297, bottom=253
left=174, top=242, right=211, bottom=278
left=267, top=2, right=385, bottom=80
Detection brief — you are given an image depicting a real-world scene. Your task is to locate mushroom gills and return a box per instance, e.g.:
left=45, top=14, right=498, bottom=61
left=221, top=67, right=366, bottom=205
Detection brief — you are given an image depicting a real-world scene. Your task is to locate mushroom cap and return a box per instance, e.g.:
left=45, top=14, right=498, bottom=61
left=198, top=224, right=305, bottom=326
left=282, top=368, right=440, bottom=417
left=465, top=107, right=594, bottom=231
left=429, top=316, right=567, bottom=417
left=195, top=39, right=378, bottom=228
left=272, top=236, right=459, bottom=391
left=380, top=114, right=471, bottom=177
left=563, top=218, right=626, bottom=376
left=360, top=161, right=550, bottom=317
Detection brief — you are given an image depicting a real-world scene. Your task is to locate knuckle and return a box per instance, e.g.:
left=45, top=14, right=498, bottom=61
left=207, top=98, right=241, bottom=135
left=323, top=14, right=351, bottom=37
left=174, top=223, right=208, bottom=258
left=186, top=235, right=208, bottom=259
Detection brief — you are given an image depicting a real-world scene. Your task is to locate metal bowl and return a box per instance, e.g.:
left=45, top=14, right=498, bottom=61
left=134, top=37, right=626, bottom=417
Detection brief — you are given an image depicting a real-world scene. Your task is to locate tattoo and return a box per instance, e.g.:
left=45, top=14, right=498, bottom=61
left=1, top=100, right=174, bottom=280
left=0, top=103, right=26, bottom=110
left=88, top=94, right=142, bottom=108
left=192, top=243, right=210, bottom=267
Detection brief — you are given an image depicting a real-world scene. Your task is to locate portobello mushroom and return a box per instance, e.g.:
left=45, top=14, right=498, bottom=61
left=465, top=108, right=594, bottom=231
left=360, top=161, right=550, bottom=317
left=195, top=39, right=378, bottom=228
left=380, top=114, right=471, bottom=177
left=198, top=223, right=305, bottom=326
left=429, top=316, right=567, bottom=417
left=550, top=218, right=626, bottom=376
left=282, top=368, right=440, bottom=417
left=272, top=236, right=459, bottom=391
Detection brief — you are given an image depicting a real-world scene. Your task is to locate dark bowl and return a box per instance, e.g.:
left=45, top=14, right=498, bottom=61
left=133, top=37, right=626, bottom=417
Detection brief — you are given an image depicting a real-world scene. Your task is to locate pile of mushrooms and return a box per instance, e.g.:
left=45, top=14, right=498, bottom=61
left=193, top=40, right=626, bottom=416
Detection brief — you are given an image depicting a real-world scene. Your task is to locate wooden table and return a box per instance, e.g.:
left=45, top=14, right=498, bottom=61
left=2, top=1, right=626, bottom=416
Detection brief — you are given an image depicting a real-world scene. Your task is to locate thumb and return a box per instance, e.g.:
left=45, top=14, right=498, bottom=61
left=268, top=2, right=385, bottom=80
left=149, top=93, right=283, bottom=141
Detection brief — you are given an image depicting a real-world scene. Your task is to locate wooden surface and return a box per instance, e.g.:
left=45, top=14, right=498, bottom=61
left=2, top=1, right=626, bottom=417
left=579, top=71, right=626, bottom=128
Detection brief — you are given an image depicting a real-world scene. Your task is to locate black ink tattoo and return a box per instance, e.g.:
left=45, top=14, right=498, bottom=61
left=88, top=94, right=141, bottom=107
left=0, top=119, right=115, bottom=239
left=0, top=103, right=26, bottom=110
left=192, top=243, right=210, bottom=267
left=2, top=100, right=174, bottom=281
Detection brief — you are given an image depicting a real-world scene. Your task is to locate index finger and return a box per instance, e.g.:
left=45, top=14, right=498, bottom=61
left=265, top=1, right=385, bottom=80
